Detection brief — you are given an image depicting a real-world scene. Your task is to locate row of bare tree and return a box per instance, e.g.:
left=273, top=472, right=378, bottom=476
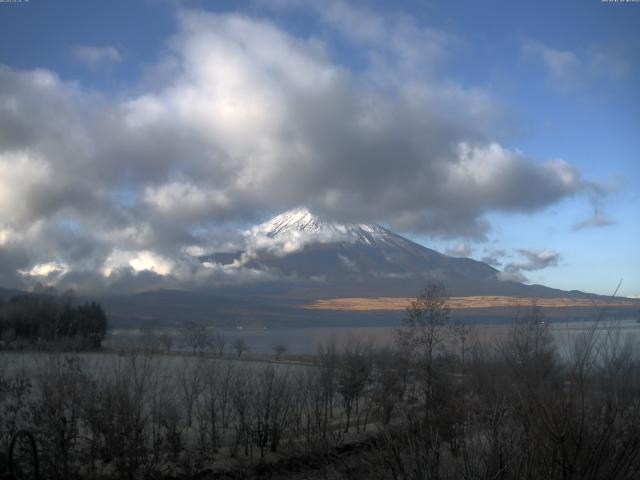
left=0, top=341, right=410, bottom=479
left=133, top=323, right=257, bottom=359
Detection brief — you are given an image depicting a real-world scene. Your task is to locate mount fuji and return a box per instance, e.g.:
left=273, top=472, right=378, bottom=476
left=201, top=208, right=578, bottom=299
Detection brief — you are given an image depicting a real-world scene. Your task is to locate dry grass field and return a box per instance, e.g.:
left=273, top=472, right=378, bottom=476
left=305, top=296, right=640, bottom=311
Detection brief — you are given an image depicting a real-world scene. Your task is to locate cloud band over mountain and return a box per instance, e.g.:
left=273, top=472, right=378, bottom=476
left=0, top=5, right=604, bottom=292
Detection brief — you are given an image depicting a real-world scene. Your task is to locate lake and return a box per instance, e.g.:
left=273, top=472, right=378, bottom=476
left=107, top=318, right=640, bottom=356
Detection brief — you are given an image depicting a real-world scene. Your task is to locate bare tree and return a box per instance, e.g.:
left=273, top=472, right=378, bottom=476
left=159, top=333, right=173, bottom=353
left=210, top=331, right=226, bottom=357
left=182, top=322, right=208, bottom=354
left=195, top=360, right=236, bottom=455
left=178, top=358, right=204, bottom=428
left=252, top=365, right=291, bottom=456
left=30, top=355, right=92, bottom=479
left=273, top=343, right=287, bottom=360
left=317, top=340, right=339, bottom=441
left=371, top=347, right=407, bottom=425
left=139, top=327, right=160, bottom=353
left=503, top=302, right=557, bottom=382
left=449, top=319, right=471, bottom=373
left=338, top=338, right=371, bottom=432
left=87, top=353, right=155, bottom=479
left=397, top=282, right=450, bottom=419
left=233, top=338, right=248, bottom=358
left=229, top=367, right=252, bottom=456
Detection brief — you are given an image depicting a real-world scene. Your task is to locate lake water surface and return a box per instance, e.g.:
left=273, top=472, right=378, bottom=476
left=107, top=318, right=640, bottom=356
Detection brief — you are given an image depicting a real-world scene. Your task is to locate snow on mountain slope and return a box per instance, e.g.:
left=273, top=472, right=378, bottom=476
left=252, top=207, right=386, bottom=244
left=229, top=208, right=501, bottom=293
left=248, top=207, right=416, bottom=252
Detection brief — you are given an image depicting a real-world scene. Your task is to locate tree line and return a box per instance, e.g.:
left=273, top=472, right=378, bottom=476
left=0, top=292, right=108, bottom=350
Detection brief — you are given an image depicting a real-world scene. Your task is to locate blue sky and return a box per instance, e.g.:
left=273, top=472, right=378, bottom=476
left=0, top=0, right=638, bottom=297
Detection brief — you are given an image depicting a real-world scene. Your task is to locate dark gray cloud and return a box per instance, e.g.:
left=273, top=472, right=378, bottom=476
left=481, top=248, right=506, bottom=267
left=0, top=5, right=599, bottom=292
left=499, top=249, right=561, bottom=283
left=0, top=245, right=30, bottom=289
left=507, top=249, right=562, bottom=272
left=572, top=180, right=618, bottom=231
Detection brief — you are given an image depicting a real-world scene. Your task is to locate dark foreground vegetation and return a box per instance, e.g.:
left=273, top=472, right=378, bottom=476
left=1, top=283, right=640, bottom=479
left=0, top=291, right=108, bottom=350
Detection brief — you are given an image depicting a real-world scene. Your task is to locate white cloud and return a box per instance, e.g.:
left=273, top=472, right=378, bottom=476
left=523, top=40, right=633, bottom=89
left=72, top=45, right=122, bottom=67
left=0, top=151, right=53, bottom=225
left=0, top=227, right=10, bottom=247
left=589, top=48, right=631, bottom=81
left=573, top=209, right=616, bottom=231
left=523, top=41, right=581, bottom=86
left=19, top=261, right=69, bottom=278
left=445, top=243, right=473, bottom=258
left=143, top=179, right=231, bottom=219
left=0, top=5, right=603, bottom=292
left=338, top=254, right=358, bottom=272
left=102, top=249, right=174, bottom=276
left=497, top=270, right=528, bottom=283
left=447, top=143, right=580, bottom=212
left=243, top=227, right=348, bottom=260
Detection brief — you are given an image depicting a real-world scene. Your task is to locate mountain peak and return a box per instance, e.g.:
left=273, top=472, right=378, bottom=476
left=251, top=207, right=391, bottom=246
left=254, top=207, right=326, bottom=237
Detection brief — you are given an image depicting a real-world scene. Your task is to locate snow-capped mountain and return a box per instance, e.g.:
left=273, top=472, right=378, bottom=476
left=202, top=207, right=570, bottom=298
left=250, top=207, right=399, bottom=247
